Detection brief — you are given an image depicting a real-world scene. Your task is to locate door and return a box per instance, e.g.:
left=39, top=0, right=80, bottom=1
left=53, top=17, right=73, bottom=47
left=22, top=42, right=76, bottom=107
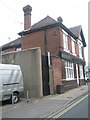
left=42, top=56, right=50, bottom=96
left=76, top=64, right=79, bottom=85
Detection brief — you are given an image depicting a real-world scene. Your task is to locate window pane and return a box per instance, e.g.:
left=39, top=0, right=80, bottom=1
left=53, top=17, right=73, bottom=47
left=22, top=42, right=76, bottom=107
left=79, top=65, right=83, bottom=79
left=63, top=33, right=68, bottom=51
left=65, top=61, right=74, bottom=80
left=72, top=40, right=75, bottom=54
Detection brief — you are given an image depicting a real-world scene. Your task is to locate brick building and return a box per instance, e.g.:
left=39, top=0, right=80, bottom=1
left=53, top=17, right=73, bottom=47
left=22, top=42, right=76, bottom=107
left=1, top=5, right=86, bottom=95
left=1, top=38, right=21, bottom=54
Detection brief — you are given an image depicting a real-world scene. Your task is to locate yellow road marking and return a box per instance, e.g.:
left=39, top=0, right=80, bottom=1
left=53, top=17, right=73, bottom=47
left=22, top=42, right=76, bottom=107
left=54, top=94, right=88, bottom=118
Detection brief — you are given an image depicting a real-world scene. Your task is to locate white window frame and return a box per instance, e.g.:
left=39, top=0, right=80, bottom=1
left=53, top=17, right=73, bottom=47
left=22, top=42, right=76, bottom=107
left=16, top=47, right=21, bottom=51
left=78, top=41, right=83, bottom=59
left=1, top=50, right=5, bottom=55
left=65, top=61, right=74, bottom=80
left=72, top=37, right=76, bottom=55
left=63, top=30, right=69, bottom=52
left=79, top=65, right=84, bottom=79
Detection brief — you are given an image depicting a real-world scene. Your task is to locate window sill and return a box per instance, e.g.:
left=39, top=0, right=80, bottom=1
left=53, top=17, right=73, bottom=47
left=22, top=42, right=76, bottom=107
left=80, top=77, right=84, bottom=79
left=66, top=78, right=75, bottom=81
left=62, top=78, right=76, bottom=81
left=64, top=49, right=70, bottom=53
left=72, top=53, right=76, bottom=56
left=79, top=56, right=83, bottom=59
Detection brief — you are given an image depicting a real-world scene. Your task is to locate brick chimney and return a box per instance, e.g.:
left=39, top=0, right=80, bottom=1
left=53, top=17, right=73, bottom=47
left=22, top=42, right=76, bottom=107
left=23, top=5, right=32, bottom=30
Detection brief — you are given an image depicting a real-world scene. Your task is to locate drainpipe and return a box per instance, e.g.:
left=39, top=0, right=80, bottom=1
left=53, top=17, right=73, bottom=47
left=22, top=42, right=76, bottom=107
left=58, top=27, right=62, bottom=57
left=44, top=29, right=47, bottom=55
left=58, top=27, right=61, bottom=50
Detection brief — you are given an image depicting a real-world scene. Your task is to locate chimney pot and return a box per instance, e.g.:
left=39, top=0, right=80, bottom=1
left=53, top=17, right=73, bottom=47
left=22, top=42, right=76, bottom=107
left=23, top=5, right=32, bottom=15
left=57, top=16, right=63, bottom=23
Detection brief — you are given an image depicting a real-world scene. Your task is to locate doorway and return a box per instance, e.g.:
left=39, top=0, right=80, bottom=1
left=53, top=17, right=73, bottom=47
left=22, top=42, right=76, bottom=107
left=42, top=56, right=50, bottom=96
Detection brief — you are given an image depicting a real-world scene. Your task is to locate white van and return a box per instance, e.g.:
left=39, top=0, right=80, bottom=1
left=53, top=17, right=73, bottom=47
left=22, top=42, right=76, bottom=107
left=0, top=64, right=24, bottom=103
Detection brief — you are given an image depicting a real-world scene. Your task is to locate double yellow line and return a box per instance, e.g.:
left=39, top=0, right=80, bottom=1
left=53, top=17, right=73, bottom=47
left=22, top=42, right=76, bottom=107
left=53, top=94, right=88, bottom=118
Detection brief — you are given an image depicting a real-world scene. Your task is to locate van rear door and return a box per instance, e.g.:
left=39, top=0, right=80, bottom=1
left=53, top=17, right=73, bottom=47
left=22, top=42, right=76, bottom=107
left=0, top=69, right=3, bottom=101
left=2, top=68, right=20, bottom=99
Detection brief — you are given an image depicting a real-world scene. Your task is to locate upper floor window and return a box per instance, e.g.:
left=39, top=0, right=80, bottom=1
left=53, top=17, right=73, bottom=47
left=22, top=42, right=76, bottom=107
left=63, top=30, right=68, bottom=51
left=72, top=39, right=75, bottom=54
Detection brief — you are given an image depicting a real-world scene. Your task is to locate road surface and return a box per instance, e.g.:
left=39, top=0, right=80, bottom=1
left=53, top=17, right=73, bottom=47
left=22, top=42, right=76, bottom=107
left=54, top=94, right=89, bottom=119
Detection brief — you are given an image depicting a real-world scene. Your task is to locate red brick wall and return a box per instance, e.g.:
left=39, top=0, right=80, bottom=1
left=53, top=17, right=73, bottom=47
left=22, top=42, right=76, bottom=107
left=61, top=59, right=66, bottom=79
left=52, top=56, right=62, bottom=93
left=68, top=35, right=72, bottom=53
left=22, top=27, right=60, bottom=56
left=47, top=27, right=60, bottom=56
left=75, top=43, right=79, bottom=57
left=60, top=30, right=64, bottom=50
left=62, top=80, right=78, bottom=91
left=21, top=30, right=45, bottom=55
left=3, top=26, right=85, bottom=61
left=24, top=13, right=31, bottom=30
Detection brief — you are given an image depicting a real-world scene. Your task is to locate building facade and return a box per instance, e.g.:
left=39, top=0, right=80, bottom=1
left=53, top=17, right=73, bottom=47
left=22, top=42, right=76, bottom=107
left=1, top=5, right=87, bottom=95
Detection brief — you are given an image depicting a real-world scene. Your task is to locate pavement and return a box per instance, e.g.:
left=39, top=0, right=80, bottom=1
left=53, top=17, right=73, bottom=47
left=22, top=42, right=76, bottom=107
left=1, top=84, right=88, bottom=118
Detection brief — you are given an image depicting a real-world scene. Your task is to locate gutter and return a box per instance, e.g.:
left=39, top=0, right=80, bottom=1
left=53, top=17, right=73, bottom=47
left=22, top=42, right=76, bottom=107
left=18, top=22, right=77, bottom=40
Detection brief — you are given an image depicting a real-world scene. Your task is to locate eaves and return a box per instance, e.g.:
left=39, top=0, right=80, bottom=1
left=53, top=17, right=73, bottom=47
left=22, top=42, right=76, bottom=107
left=2, top=44, right=21, bottom=51
left=18, top=22, right=77, bottom=40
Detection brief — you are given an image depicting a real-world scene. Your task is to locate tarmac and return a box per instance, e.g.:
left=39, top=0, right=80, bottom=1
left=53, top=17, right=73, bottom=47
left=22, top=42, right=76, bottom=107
left=1, top=84, right=88, bottom=118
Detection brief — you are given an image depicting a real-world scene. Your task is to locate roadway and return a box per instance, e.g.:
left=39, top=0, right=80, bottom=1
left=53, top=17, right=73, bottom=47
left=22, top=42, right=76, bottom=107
left=54, top=94, right=89, bottom=119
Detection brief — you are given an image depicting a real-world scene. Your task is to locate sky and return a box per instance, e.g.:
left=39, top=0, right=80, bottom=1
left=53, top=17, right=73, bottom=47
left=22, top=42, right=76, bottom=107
left=0, top=0, right=89, bottom=65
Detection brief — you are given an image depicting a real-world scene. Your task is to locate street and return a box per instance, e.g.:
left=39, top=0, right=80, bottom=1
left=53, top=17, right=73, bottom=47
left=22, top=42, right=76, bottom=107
left=0, top=85, right=88, bottom=119
left=54, top=95, right=88, bottom=119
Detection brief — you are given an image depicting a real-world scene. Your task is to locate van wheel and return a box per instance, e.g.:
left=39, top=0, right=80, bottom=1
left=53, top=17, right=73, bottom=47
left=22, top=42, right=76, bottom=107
left=11, top=93, right=19, bottom=104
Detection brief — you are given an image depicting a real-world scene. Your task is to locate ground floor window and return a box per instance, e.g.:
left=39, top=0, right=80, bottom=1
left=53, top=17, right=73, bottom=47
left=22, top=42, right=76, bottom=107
left=79, top=65, right=84, bottom=79
left=65, top=61, right=74, bottom=80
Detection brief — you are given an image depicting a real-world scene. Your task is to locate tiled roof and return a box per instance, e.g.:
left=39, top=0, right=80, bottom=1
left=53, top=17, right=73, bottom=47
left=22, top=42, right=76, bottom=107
left=30, top=16, right=57, bottom=30
left=69, top=25, right=81, bottom=38
left=2, top=37, right=21, bottom=50
left=69, top=25, right=86, bottom=47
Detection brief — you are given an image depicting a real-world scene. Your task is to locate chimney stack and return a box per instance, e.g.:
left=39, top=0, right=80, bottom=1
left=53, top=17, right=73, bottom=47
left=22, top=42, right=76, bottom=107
left=23, top=5, right=32, bottom=30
